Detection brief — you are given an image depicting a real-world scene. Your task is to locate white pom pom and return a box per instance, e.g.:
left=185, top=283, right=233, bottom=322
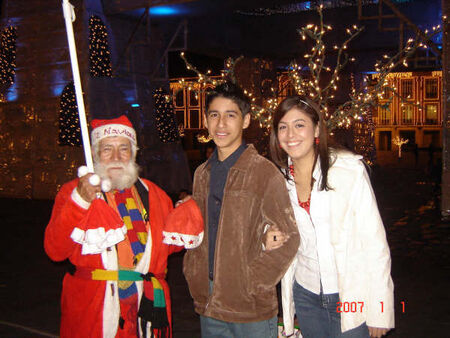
left=101, top=178, right=112, bottom=192
left=89, top=174, right=101, bottom=186
left=77, top=166, right=89, bottom=178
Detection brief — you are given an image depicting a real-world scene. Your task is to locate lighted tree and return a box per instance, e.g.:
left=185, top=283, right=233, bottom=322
left=0, top=26, right=17, bottom=86
left=393, top=136, right=409, bottom=159
left=59, top=82, right=82, bottom=146
left=89, top=15, right=112, bottom=77
left=154, top=87, right=179, bottom=143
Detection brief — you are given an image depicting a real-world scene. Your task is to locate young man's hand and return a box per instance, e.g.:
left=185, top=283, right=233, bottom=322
left=264, top=225, right=289, bottom=250
left=175, top=195, right=192, bottom=207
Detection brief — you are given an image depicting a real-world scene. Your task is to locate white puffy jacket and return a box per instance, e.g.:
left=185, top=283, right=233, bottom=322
left=282, top=151, right=394, bottom=336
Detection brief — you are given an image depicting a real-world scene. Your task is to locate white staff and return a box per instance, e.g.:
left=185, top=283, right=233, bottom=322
left=62, top=0, right=94, bottom=172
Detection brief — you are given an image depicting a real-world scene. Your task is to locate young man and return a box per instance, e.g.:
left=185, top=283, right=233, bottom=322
left=183, top=82, right=300, bottom=337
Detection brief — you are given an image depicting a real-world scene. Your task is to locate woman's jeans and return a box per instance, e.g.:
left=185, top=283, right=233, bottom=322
left=293, top=281, right=370, bottom=338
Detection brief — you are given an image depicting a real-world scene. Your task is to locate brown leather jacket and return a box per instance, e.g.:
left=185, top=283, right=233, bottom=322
left=183, top=145, right=300, bottom=323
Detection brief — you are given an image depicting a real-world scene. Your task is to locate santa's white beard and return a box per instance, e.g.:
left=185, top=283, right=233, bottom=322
left=94, top=160, right=140, bottom=191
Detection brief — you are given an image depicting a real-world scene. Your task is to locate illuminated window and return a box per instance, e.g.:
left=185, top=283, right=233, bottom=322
left=175, top=110, right=185, bottom=127
left=382, top=85, right=392, bottom=99
left=423, top=130, right=440, bottom=147
left=424, top=78, right=438, bottom=99
left=189, top=90, right=199, bottom=107
left=401, top=104, right=413, bottom=124
left=399, top=130, right=415, bottom=146
left=378, top=105, right=391, bottom=125
left=189, top=109, right=201, bottom=129
left=401, top=79, right=413, bottom=99
left=378, top=131, right=391, bottom=151
left=425, top=104, right=438, bottom=124
left=175, top=89, right=184, bottom=108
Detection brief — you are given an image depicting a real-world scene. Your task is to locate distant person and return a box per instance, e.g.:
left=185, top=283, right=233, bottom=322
left=266, top=96, right=394, bottom=338
left=413, top=142, right=419, bottom=167
left=431, top=157, right=442, bottom=208
left=45, top=116, right=201, bottom=338
left=428, top=142, right=435, bottom=174
left=183, top=82, right=299, bottom=338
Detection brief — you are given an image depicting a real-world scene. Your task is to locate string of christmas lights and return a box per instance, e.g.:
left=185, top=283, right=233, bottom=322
left=58, top=82, right=82, bottom=146
left=154, top=87, right=179, bottom=143
left=329, top=24, right=442, bottom=131
left=177, top=6, right=442, bottom=133
left=89, top=15, right=112, bottom=77
left=0, top=26, right=17, bottom=85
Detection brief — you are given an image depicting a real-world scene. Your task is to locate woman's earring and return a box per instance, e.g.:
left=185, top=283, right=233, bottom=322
left=279, top=143, right=282, bottom=149
left=315, top=137, right=320, bottom=145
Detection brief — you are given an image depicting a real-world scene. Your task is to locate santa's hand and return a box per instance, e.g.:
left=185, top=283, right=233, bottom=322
left=77, top=173, right=102, bottom=203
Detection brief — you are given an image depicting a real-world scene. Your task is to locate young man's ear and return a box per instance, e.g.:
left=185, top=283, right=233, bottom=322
left=243, top=113, right=251, bottom=130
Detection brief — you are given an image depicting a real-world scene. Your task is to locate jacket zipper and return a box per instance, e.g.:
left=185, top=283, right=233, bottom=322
left=205, top=168, right=232, bottom=314
left=204, top=169, right=212, bottom=313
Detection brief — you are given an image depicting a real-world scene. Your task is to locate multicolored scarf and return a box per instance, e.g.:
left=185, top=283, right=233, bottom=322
left=107, top=185, right=169, bottom=337
left=111, top=186, right=148, bottom=299
left=139, top=274, right=169, bottom=338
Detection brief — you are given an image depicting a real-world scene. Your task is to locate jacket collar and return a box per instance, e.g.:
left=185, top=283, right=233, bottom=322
left=199, top=144, right=258, bottom=175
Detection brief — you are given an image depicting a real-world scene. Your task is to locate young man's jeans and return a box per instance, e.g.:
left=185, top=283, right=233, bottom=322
left=293, top=281, right=370, bottom=338
left=199, top=280, right=278, bottom=338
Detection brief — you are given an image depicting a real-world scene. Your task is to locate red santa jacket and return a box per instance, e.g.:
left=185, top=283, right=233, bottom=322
left=45, top=178, right=183, bottom=338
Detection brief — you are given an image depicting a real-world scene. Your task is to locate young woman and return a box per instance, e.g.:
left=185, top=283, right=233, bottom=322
left=266, top=96, right=394, bottom=338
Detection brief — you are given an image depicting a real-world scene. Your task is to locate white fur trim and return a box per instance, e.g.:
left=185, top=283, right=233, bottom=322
left=91, top=123, right=136, bottom=145
left=71, top=188, right=91, bottom=209
left=162, top=230, right=204, bottom=249
left=102, top=246, right=120, bottom=338
left=70, top=227, right=85, bottom=244
left=69, top=225, right=127, bottom=255
left=136, top=223, right=153, bottom=338
left=77, top=165, right=90, bottom=178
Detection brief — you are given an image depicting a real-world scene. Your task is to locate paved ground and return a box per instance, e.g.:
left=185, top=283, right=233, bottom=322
left=0, top=166, right=449, bottom=337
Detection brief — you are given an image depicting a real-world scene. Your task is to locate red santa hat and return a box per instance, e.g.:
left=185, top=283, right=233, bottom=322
left=163, top=199, right=204, bottom=249
left=91, top=115, right=137, bottom=146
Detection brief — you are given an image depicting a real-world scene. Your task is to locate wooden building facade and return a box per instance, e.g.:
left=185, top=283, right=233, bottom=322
left=372, top=71, right=442, bottom=166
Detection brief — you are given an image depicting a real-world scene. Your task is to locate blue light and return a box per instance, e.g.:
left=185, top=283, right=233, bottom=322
left=6, top=81, right=18, bottom=101
left=51, top=69, right=66, bottom=96
left=131, top=103, right=140, bottom=108
left=149, top=6, right=179, bottom=16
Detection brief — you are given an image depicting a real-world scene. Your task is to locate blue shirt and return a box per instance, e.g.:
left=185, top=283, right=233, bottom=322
left=207, top=143, right=247, bottom=280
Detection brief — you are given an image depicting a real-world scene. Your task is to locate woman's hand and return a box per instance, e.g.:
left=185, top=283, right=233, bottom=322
left=264, top=225, right=289, bottom=250
left=368, top=326, right=389, bottom=338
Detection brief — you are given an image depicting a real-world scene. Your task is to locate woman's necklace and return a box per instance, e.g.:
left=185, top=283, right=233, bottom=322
left=289, top=164, right=311, bottom=212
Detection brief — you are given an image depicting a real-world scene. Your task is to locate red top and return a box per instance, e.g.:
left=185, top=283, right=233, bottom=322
left=289, top=165, right=311, bottom=214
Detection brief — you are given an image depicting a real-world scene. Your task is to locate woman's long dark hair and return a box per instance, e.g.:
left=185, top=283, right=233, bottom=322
left=269, top=96, right=331, bottom=191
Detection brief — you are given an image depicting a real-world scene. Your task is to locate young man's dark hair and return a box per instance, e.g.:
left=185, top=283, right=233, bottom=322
left=205, top=81, right=251, bottom=117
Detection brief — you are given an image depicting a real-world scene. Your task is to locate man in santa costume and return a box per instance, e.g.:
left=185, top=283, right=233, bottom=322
left=45, top=115, right=202, bottom=338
